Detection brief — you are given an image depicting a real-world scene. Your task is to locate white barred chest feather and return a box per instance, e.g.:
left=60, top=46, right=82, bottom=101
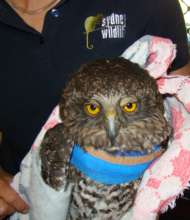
left=68, top=173, right=140, bottom=220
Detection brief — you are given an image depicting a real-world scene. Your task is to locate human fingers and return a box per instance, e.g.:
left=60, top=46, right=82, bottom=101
left=0, top=179, right=29, bottom=213
left=0, top=197, right=15, bottom=219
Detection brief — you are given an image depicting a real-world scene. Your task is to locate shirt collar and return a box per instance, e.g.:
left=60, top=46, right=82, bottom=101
left=0, top=0, right=68, bottom=34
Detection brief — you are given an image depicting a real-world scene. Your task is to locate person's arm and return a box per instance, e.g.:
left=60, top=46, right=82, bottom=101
left=170, top=61, right=190, bottom=76
left=0, top=167, right=29, bottom=219
left=0, top=128, right=29, bottom=218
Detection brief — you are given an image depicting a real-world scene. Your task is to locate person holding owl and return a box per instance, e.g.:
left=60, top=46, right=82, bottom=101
left=0, top=0, right=189, bottom=219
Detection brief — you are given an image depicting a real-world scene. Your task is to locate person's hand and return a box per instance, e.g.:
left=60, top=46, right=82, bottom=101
left=0, top=167, right=29, bottom=219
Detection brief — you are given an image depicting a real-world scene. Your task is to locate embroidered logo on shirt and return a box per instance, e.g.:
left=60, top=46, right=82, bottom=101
left=84, top=14, right=103, bottom=49
left=101, top=13, right=126, bottom=39
left=84, top=13, right=126, bottom=50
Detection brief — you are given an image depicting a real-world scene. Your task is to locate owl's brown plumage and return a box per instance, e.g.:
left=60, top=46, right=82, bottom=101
left=40, top=58, right=171, bottom=219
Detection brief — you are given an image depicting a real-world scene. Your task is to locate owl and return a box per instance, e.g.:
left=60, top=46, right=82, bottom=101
left=40, top=58, right=171, bottom=220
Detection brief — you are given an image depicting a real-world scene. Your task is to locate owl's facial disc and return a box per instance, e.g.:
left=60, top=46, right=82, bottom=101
left=83, top=95, right=137, bottom=150
left=81, top=94, right=167, bottom=155
left=82, top=95, right=143, bottom=152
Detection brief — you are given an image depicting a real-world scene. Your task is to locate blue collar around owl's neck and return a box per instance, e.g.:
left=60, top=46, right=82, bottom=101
left=70, top=144, right=163, bottom=185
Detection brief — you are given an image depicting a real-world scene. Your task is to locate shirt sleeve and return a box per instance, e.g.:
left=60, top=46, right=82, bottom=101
left=144, top=0, right=189, bottom=71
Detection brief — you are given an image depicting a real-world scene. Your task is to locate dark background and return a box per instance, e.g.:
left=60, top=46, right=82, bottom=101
left=160, top=191, right=190, bottom=220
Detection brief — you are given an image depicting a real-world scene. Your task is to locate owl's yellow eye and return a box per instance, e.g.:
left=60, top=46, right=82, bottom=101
left=84, top=102, right=101, bottom=117
left=122, top=102, right=137, bottom=113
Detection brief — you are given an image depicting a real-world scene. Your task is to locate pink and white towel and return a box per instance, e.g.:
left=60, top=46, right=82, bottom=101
left=122, top=35, right=190, bottom=220
left=11, top=35, right=190, bottom=220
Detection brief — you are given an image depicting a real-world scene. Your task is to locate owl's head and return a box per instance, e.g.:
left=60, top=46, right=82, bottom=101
left=60, top=58, right=171, bottom=154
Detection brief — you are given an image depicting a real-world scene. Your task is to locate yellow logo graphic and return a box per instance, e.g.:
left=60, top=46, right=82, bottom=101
left=84, top=14, right=103, bottom=49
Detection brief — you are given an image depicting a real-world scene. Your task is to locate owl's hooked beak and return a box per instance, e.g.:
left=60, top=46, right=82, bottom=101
left=105, top=109, right=118, bottom=146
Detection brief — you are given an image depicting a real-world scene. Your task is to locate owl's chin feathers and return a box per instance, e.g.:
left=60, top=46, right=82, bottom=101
left=77, top=139, right=164, bottom=156
left=75, top=115, right=171, bottom=154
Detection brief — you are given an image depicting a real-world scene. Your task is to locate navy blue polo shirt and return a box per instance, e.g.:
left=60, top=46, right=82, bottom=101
left=0, top=0, right=188, bottom=174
